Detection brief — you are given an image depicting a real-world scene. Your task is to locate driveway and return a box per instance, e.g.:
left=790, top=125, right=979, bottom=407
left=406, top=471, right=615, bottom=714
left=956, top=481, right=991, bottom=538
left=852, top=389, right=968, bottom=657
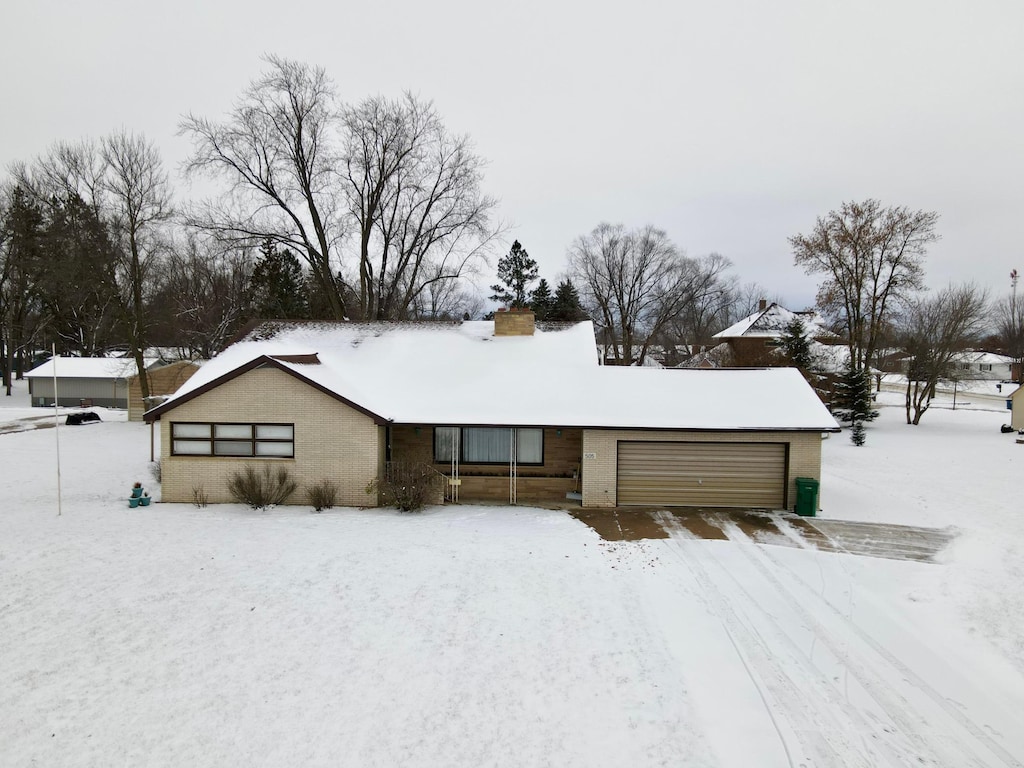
left=570, top=507, right=956, bottom=562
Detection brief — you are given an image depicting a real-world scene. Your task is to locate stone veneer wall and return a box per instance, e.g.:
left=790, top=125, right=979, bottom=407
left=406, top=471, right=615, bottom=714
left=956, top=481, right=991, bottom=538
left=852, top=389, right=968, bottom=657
left=580, top=429, right=824, bottom=510
left=160, top=367, right=382, bottom=506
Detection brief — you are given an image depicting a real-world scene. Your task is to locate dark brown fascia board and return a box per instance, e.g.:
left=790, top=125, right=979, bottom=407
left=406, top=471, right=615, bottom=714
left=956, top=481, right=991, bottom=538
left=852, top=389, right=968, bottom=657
left=392, top=422, right=841, bottom=433
left=270, top=353, right=321, bottom=364
left=144, top=355, right=388, bottom=425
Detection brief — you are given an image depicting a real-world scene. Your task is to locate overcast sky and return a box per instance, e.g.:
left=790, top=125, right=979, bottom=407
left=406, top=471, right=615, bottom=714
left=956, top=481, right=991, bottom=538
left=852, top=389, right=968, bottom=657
left=3, top=0, right=1022, bottom=310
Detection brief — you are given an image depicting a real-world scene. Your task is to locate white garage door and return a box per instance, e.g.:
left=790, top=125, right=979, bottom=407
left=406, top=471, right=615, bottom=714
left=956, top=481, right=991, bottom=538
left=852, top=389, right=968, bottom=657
left=616, top=441, right=787, bottom=508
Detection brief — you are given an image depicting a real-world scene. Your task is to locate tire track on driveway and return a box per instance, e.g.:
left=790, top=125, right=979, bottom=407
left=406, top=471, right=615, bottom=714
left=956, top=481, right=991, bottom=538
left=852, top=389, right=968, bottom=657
left=651, top=511, right=883, bottom=768
left=713, top=516, right=1023, bottom=768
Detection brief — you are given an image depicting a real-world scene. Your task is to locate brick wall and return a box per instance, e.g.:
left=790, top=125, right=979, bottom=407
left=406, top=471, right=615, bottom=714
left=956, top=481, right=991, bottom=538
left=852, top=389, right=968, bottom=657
left=160, top=367, right=382, bottom=506
left=493, top=310, right=535, bottom=336
left=581, top=429, right=823, bottom=509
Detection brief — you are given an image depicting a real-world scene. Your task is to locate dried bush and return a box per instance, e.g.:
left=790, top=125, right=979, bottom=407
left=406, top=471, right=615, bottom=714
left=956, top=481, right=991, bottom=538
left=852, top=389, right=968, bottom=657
left=192, top=485, right=209, bottom=508
left=367, top=462, right=439, bottom=512
left=306, top=479, right=339, bottom=512
left=227, top=465, right=298, bottom=510
left=149, top=460, right=162, bottom=484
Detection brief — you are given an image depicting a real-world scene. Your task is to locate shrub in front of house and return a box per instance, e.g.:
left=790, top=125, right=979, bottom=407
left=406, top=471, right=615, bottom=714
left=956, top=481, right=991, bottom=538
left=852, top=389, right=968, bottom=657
left=368, top=462, right=439, bottom=512
left=227, top=465, right=298, bottom=510
left=306, top=479, right=339, bottom=512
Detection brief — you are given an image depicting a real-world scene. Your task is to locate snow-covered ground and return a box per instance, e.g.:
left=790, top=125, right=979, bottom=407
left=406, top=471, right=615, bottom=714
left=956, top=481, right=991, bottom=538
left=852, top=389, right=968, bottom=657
left=1, top=380, right=1023, bottom=767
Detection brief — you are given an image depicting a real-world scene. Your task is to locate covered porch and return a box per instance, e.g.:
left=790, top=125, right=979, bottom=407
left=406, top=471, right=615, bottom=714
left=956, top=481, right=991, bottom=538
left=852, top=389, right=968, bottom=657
left=386, top=424, right=583, bottom=506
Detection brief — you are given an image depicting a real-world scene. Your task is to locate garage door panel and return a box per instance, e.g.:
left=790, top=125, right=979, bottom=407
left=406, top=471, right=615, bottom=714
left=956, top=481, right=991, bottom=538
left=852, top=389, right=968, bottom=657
left=617, top=441, right=786, bottom=508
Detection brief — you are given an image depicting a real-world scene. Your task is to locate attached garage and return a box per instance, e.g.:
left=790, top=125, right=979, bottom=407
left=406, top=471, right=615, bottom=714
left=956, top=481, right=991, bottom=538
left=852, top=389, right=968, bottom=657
left=616, top=441, right=787, bottom=508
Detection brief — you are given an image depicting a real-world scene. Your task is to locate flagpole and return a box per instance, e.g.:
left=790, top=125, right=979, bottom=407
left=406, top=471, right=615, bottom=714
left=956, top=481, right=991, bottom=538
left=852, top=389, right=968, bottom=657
left=52, top=344, right=62, bottom=517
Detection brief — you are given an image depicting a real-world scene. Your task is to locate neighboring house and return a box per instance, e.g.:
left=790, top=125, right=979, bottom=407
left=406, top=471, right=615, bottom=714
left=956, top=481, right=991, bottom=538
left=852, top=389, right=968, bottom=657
left=712, top=301, right=837, bottom=367
left=26, top=356, right=162, bottom=408
left=949, top=351, right=1014, bottom=381
left=145, top=312, right=839, bottom=510
left=877, top=350, right=1014, bottom=382
left=127, top=360, right=202, bottom=422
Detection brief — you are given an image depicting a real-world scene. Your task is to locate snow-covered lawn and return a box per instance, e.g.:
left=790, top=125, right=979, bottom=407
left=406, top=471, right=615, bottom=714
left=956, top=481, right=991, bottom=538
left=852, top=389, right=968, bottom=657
left=1, top=382, right=1023, bottom=767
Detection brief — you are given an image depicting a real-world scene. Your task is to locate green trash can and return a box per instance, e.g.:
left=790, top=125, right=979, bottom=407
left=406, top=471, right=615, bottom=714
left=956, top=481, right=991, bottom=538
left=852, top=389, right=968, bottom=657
left=794, top=477, right=819, bottom=517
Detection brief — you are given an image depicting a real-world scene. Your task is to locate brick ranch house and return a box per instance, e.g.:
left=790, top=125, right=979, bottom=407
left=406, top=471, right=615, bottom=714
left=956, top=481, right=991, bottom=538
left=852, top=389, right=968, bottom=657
left=144, top=312, right=839, bottom=510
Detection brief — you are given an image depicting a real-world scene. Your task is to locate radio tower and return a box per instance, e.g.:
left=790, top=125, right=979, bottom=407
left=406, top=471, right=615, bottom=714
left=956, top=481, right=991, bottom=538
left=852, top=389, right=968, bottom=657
left=1013, top=269, right=1019, bottom=314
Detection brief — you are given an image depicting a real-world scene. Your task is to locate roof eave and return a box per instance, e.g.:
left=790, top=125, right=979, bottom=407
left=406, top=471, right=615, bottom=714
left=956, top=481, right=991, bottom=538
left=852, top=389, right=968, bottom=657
left=143, top=355, right=388, bottom=425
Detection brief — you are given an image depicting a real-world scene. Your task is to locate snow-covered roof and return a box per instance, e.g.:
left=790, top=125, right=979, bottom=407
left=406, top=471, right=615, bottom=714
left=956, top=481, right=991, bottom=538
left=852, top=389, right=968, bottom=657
left=951, top=350, right=1014, bottom=365
left=25, top=356, right=160, bottom=380
left=149, top=320, right=838, bottom=431
left=714, top=303, right=833, bottom=340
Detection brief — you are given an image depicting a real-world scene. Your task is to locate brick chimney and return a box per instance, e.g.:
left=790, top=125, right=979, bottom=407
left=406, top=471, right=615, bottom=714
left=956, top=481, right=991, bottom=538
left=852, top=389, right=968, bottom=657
left=494, top=309, right=535, bottom=336
left=758, top=298, right=767, bottom=311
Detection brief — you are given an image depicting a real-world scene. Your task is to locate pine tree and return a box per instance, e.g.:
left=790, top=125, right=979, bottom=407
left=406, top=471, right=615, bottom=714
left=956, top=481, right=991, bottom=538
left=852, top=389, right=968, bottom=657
left=2, top=187, right=46, bottom=385
left=833, top=362, right=873, bottom=423
left=489, top=241, right=538, bottom=309
left=781, top=318, right=813, bottom=370
left=550, top=279, right=587, bottom=321
left=530, top=278, right=554, bottom=321
left=850, top=420, right=866, bottom=446
left=249, top=239, right=309, bottom=319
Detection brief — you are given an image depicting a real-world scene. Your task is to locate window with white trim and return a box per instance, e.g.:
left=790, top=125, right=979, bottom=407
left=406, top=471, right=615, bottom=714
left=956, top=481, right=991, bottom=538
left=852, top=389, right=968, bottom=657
left=171, top=423, right=294, bottom=458
left=434, top=427, right=543, bottom=465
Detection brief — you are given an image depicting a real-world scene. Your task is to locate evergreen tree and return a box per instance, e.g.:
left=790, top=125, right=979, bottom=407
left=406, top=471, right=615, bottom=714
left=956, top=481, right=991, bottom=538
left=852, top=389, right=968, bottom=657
left=1, top=187, right=46, bottom=388
left=530, top=278, right=554, bottom=321
left=781, top=317, right=813, bottom=370
left=833, top=362, right=873, bottom=424
left=489, top=240, right=538, bottom=308
left=249, top=239, right=309, bottom=319
left=550, top=279, right=588, bottom=321
left=38, top=193, right=120, bottom=356
left=850, top=420, right=866, bottom=446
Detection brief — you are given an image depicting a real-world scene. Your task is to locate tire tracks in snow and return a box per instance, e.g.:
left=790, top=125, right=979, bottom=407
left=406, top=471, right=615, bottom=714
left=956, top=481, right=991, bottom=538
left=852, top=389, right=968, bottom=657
left=706, top=513, right=1022, bottom=768
left=727, top=517, right=1024, bottom=768
left=651, top=511, right=883, bottom=768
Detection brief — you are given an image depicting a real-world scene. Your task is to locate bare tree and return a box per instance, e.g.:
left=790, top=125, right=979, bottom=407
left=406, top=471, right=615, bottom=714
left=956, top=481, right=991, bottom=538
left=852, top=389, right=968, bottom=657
left=790, top=199, right=938, bottom=371
left=568, top=223, right=714, bottom=366
left=725, top=282, right=786, bottom=324
left=13, top=134, right=171, bottom=398
left=181, top=56, right=348, bottom=319
left=182, top=60, right=499, bottom=322
left=149, top=235, right=253, bottom=359
left=655, top=252, right=735, bottom=359
left=993, top=293, right=1024, bottom=382
left=343, top=93, right=500, bottom=319
left=900, top=284, right=988, bottom=424
left=410, top=263, right=485, bottom=319
left=101, top=132, right=172, bottom=398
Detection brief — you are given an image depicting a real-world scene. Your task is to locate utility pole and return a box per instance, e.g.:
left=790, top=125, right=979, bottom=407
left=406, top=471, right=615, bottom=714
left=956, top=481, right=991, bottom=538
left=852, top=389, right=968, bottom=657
left=1013, top=269, right=1020, bottom=383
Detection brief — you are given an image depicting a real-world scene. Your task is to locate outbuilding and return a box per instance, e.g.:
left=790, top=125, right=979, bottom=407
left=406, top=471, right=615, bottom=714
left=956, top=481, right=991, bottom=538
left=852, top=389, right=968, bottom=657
left=127, top=360, right=201, bottom=421
left=26, top=356, right=162, bottom=409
